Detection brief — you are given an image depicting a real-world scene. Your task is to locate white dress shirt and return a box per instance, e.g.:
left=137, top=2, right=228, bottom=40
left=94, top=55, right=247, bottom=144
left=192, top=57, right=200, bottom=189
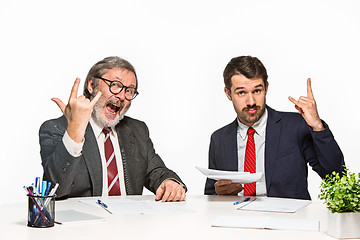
left=237, top=108, right=268, bottom=196
left=62, top=117, right=127, bottom=196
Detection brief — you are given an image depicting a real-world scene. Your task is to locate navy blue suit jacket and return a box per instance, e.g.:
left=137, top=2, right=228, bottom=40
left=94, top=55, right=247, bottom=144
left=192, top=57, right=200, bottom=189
left=205, top=106, right=344, bottom=200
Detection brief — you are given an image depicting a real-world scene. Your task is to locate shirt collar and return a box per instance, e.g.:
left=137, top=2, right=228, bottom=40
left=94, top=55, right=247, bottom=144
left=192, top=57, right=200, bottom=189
left=90, top=117, right=116, bottom=139
left=237, top=108, right=268, bottom=140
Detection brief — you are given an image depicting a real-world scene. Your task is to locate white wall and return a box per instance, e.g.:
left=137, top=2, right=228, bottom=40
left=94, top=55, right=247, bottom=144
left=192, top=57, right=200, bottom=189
left=1, top=0, right=359, bottom=205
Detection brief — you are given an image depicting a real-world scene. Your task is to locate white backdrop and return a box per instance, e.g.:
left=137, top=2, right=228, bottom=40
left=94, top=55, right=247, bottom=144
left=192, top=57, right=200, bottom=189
left=1, top=0, right=359, bottom=205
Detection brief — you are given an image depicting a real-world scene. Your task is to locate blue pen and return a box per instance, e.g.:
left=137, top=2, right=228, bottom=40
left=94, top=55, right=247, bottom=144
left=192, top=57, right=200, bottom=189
left=41, top=181, right=47, bottom=196
left=233, top=197, right=251, bottom=205
left=45, top=182, right=51, bottom=196
left=97, top=199, right=112, bottom=214
left=35, top=177, right=41, bottom=195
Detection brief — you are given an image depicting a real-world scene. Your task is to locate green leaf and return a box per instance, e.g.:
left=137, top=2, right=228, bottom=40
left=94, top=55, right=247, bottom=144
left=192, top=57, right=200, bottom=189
left=318, top=167, right=360, bottom=212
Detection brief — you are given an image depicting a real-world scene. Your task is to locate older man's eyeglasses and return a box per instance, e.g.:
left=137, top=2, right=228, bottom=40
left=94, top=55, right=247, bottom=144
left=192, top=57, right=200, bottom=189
left=97, top=77, right=139, bottom=100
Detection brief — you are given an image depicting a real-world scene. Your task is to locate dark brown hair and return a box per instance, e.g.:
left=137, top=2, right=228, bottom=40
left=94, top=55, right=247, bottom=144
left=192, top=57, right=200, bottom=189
left=223, top=56, right=268, bottom=90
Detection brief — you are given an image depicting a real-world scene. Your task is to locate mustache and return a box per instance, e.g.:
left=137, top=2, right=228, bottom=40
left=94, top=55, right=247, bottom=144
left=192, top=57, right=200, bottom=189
left=104, top=97, right=125, bottom=111
left=242, top=105, right=260, bottom=111
left=106, top=97, right=125, bottom=108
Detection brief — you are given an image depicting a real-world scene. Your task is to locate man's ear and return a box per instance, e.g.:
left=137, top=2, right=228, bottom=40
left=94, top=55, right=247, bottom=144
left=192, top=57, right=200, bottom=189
left=88, top=78, right=94, bottom=95
left=224, top=87, right=232, bottom=101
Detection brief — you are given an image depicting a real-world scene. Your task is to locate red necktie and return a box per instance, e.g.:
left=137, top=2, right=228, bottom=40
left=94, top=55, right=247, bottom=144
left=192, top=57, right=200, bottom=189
left=102, top=128, right=121, bottom=196
left=244, top=127, right=256, bottom=196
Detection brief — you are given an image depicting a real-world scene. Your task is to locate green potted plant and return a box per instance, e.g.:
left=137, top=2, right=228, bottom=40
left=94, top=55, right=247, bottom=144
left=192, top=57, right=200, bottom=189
left=319, top=168, right=360, bottom=238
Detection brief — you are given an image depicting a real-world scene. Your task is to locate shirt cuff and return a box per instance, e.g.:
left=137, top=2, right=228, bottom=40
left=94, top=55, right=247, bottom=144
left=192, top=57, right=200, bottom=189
left=164, top=178, right=187, bottom=191
left=62, top=131, right=84, bottom=157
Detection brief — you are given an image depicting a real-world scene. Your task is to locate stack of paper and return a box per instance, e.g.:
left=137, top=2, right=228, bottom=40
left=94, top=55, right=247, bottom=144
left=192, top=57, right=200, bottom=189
left=55, top=210, right=105, bottom=224
left=237, top=197, right=311, bottom=213
left=212, top=216, right=319, bottom=231
left=80, top=199, right=193, bottom=215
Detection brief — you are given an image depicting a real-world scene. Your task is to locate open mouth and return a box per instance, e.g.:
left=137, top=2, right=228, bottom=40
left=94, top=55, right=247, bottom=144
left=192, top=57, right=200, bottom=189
left=106, top=102, right=122, bottom=115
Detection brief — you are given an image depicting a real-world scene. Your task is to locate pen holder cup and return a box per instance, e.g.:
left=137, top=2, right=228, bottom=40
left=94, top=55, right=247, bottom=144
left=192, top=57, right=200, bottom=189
left=27, top=194, right=55, bottom=228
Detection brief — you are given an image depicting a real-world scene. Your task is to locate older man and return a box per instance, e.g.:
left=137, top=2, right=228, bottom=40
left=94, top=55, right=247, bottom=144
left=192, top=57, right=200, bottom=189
left=40, top=56, right=186, bottom=201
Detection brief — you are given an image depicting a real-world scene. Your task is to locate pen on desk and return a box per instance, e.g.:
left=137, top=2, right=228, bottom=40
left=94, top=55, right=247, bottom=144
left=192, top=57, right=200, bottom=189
left=97, top=199, right=112, bottom=214
left=237, top=197, right=257, bottom=210
left=233, top=197, right=251, bottom=205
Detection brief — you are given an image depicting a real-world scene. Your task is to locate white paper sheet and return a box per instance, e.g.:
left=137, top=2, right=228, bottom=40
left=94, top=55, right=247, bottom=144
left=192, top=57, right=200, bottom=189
left=80, top=199, right=194, bottom=215
left=212, top=216, right=319, bottom=231
left=196, top=166, right=263, bottom=183
left=237, top=197, right=311, bottom=213
left=55, top=210, right=105, bottom=224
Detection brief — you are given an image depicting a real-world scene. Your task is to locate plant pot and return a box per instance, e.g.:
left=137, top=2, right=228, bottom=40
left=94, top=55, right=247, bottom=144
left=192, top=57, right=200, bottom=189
left=326, top=210, right=360, bottom=239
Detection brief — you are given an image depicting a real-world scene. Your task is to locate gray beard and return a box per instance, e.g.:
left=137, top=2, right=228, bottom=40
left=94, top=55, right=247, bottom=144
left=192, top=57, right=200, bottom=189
left=91, top=102, right=128, bottom=128
left=90, top=88, right=129, bottom=128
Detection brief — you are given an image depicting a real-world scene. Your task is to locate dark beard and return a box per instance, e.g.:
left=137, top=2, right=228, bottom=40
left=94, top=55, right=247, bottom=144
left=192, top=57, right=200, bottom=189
left=238, top=104, right=265, bottom=126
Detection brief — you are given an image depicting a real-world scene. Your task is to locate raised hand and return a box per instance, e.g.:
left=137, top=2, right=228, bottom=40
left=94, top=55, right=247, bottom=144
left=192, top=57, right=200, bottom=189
left=52, top=78, right=101, bottom=142
left=288, top=78, right=324, bottom=131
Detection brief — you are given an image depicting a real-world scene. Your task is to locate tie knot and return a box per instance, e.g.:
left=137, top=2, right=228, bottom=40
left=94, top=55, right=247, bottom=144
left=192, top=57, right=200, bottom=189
left=102, top=128, right=110, bottom=135
left=247, top=127, right=255, bottom=136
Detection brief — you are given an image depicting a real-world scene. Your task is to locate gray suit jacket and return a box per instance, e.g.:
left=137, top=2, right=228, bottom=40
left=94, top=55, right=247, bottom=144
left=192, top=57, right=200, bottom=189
left=39, top=115, right=185, bottom=200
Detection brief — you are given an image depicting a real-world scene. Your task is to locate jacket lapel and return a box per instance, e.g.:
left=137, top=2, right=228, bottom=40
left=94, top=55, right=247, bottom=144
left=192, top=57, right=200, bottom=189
left=82, top=124, right=103, bottom=196
left=116, top=120, right=136, bottom=194
left=224, top=119, right=238, bottom=171
left=264, top=106, right=282, bottom=193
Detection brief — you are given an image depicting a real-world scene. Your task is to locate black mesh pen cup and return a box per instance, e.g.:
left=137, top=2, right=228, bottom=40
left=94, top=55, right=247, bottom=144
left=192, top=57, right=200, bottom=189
left=27, top=194, right=55, bottom=228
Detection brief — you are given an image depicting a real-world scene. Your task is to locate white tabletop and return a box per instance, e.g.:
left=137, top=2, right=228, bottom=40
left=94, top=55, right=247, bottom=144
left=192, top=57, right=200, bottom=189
left=1, top=195, right=334, bottom=240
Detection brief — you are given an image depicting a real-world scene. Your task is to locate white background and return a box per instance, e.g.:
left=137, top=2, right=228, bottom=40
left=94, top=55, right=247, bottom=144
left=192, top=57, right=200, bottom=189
left=1, top=0, right=359, bottom=205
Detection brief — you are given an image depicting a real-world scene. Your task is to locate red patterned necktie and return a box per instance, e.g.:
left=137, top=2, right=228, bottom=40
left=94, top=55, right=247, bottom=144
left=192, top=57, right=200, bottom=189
left=244, top=127, right=256, bottom=196
left=102, top=128, right=121, bottom=196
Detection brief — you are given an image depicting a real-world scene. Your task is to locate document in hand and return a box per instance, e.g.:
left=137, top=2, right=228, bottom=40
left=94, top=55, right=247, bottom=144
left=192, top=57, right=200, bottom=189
left=196, top=166, right=263, bottom=183
left=212, top=216, right=319, bottom=231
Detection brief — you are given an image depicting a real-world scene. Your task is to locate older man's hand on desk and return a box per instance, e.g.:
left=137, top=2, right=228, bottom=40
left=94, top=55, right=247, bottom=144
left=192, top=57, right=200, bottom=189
left=155, top=179, right=186, bottom=202
left=215, top=179, right=243, bottom=195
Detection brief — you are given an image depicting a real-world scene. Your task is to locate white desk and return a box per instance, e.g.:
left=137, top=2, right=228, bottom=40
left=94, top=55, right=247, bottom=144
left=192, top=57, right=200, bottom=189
left=1, top=195, right=335, bottom=240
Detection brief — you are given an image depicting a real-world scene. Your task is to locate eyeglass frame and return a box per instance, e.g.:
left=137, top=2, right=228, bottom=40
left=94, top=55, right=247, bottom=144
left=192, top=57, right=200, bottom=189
left=96, top=76, right=139, bottom=100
